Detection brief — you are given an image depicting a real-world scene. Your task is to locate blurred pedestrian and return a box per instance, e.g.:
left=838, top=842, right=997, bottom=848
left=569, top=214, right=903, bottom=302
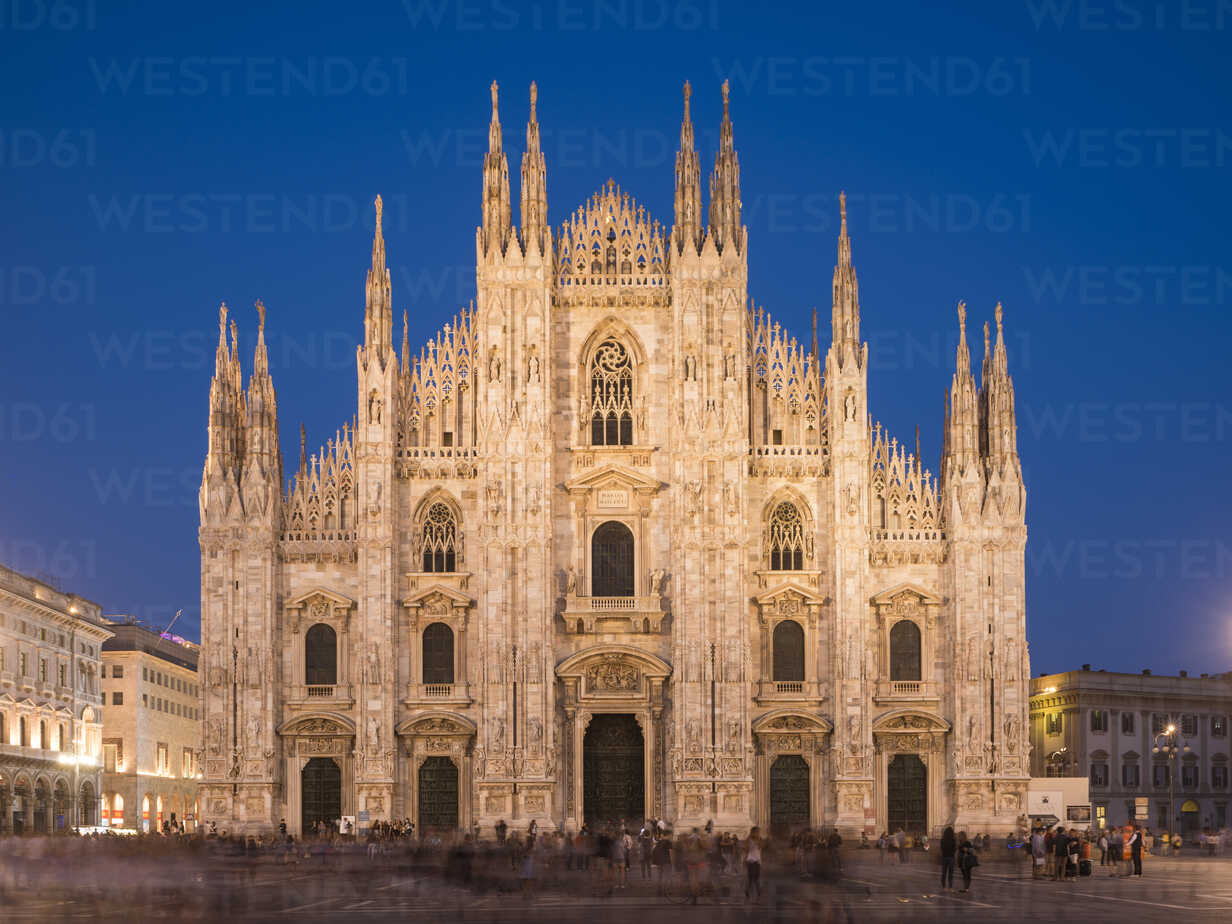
left=939, top=826, right=956, bottom=890
left=744, top=826, right=762, bottom=901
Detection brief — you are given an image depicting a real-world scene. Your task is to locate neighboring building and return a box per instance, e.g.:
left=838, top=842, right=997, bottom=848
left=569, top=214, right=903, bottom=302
left=0, top=563, right=111, bottom=833
left=1030, top=667, right=1232, bottom=834
left=99, top=619, right=201, bottom=832
left=198, top=81, right=1031, bottom=837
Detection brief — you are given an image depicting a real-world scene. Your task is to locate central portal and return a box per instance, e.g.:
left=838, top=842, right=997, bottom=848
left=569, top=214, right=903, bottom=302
left=887, top=753, right=927, bottom=834
left=301, top=757, right=342, bottom=833
left=583, top=713, right=644, bottom=826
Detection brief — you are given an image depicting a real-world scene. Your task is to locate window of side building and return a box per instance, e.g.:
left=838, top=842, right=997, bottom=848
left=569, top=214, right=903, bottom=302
left=1090, top=710, right=1108, bottom=733
left=1181, top=714, right=1198, bottom=737
left=1121, top=712, right=1135, bottom=734
left=1212, top=715, right=1227, bottom=737
left=1090, top=762, right=1109, bottom=787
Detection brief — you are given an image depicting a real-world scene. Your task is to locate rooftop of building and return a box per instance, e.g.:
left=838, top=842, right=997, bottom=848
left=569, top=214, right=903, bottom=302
left=0, top=560, right=109, bottom=631
left=101, top=616, right=199, bottom=672
left=1031, top=664, right=1232, bottom=699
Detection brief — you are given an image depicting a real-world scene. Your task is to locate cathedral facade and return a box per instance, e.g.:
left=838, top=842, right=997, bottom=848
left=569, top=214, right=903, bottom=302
left=197, top=81, right=1030, bottom=838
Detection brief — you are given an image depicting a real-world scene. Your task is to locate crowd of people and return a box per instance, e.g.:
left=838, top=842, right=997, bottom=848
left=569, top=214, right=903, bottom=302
left=2, top=817, right=1229, bottom=913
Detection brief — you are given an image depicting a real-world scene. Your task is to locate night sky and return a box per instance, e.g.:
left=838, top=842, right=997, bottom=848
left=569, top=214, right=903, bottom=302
left=2, top=1, right=1229, bottom=674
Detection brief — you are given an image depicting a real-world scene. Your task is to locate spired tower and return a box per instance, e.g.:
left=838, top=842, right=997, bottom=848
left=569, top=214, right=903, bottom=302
left=197, top=81, right=1028, bottom=838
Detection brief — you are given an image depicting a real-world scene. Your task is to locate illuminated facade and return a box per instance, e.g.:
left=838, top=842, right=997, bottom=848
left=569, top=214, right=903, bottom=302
left=100, top=621, right=201, bottom=831
left=199, top=81, right=1030, bottom=837
left=0, top=563, right=109, bottom=833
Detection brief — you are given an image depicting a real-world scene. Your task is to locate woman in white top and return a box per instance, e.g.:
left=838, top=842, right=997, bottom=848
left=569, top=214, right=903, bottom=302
left=745, top=826, right=763, bottom=900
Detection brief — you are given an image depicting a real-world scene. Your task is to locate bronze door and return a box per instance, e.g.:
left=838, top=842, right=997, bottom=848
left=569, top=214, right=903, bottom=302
left=769, top=754, right=810, bottom=834
left=583, top=714, right=644, bottom=825
left=887, top=753, right=927, bottom=833
left=301, top=757, right=341, bottom=832
left=418, top=756, right=459, bottom=830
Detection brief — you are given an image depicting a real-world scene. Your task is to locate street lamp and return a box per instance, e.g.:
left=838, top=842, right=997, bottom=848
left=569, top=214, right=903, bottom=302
left=1152, top=721, right=1190, bottom=851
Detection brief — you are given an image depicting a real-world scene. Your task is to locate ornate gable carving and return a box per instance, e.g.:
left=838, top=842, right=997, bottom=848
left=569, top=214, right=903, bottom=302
left=284, top=587, right=355, bottom=634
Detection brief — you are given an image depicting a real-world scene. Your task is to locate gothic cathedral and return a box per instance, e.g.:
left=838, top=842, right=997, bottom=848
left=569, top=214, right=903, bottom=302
left=198, top=81, right=1030, bottom=837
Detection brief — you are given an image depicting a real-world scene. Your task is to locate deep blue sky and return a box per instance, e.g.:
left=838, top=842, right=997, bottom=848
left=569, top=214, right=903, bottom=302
left=2, top=1, right=1229, bottom=674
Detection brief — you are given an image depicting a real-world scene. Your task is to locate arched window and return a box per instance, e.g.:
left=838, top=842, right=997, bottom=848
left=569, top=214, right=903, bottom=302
left=768, top=502, right=805, bottom=570
left=58, top=722, right=66, bottom=752
left=889, top=621, right=922, bottom=681
left=772, top=620, right=805, bottom=682
left=421, top=502, right=458, bottom=573
left=19, top=716, right=28, bottom=747
left=589, top=339, right=634, bottom=446
left=592, top=521, right=635, bottom=597
left=304, top=624, right=337, bottom=686
left=422, top=623, right=454, bottom=685
left=39, top=721, right=47, bottom=750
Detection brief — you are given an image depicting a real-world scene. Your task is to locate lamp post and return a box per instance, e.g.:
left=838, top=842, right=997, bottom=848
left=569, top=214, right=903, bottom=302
left=1152, top=722, right=1190, bottom=851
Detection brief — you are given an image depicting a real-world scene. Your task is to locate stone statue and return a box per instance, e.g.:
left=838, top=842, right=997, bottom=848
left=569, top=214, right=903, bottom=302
left=367, top=389, right=382, bottom=424
left=246, top=714, right=260, bottom=751
left=686, top=719, right=701, bottom=753
left=1004, top=715, right=1019, bottom=753
left=844, top=392, right=856, bottom=421
left=564, top=568, right=577, bottom=596
left=367, top=714, right=381, bottom=755
left=649, top=568, right=666, bottom=596
left=366, top=644, right=381, bottom=685
left=207, top=717, right=224, bottom=755
left=490, top=717, right=505, bottom=751
left=847, top=713, right=862, bottom=753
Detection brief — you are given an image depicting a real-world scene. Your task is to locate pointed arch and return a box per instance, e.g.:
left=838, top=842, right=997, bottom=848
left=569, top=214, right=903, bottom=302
left=761, top=488, right=815, bottom=570
left=413, top=488, right=464, bottom=573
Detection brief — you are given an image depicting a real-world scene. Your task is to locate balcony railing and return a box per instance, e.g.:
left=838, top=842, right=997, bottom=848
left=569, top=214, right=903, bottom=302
left=423, top=684, right=453, bottom=698
left=755, top=679, right=822, bottom=702
left=874, top=680, right=938, bottom=702
left=290, top=683, right=353, bottom=702
left=562, top=594, right=666, bottom=633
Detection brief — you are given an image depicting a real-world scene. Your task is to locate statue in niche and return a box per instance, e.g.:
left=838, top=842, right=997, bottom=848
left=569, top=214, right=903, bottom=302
left=649, top=568, right=666, bottom=596
left=367, top=714, right=381, bottom=755
left=966, top=714, right=977, bottom=752
left=246, top=714, right=260, bottom=751
left=527, top=350, right=540, bottom=383
left=847, top=713, right=862, bottom=753
left=488, top=349, right=501, bottom=382
left=365, top=644, right=381, bottom=685
left=684, top=353, right=696, bottom=381
left=490, top=717, right=505, bottom=751
left=367, top=389, right=382, bottom=424
left=1004, top=715, right=1019, bottom=753
left=564, top=568, right=577, bottom=596
left=844, top=392, right=856, bottom=421
left=686, top=719, right=701, bottom=753
left=207, top=717, right=224, bottom=755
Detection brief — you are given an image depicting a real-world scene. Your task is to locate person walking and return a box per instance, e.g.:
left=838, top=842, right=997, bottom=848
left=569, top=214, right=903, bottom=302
left=1031, top=827, right=1046, bottom=879
left=939, top=826, right=957, bottom=891
left=1108, top=826, right=1123, bottom=876
left=957, top=834, right=977, bottom=893
left=1098, top=829, right=1109, bottom=866
left=1053, top=826, right=1070, bottom=881
left=895, top=828, right=907, bottom=863
left=744, top=827, right=762, bottom=901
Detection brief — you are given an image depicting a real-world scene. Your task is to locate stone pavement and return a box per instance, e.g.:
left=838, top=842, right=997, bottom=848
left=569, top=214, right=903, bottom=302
left=6, top=851, right=1232, bottom=921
